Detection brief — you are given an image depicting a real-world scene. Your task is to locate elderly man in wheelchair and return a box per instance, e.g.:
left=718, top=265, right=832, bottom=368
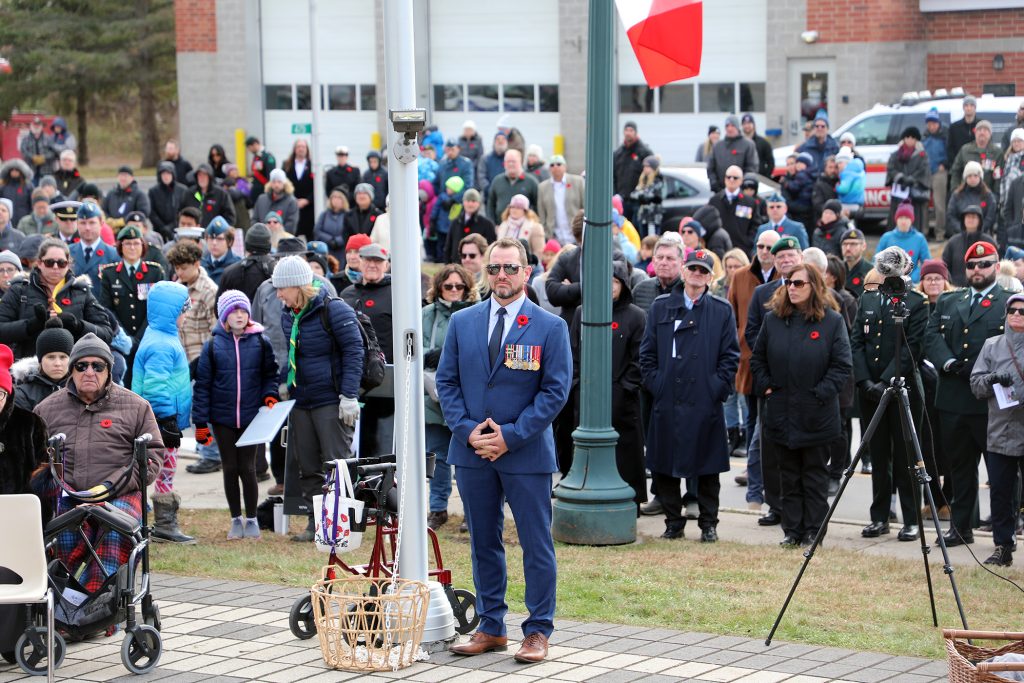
left=33, top=333, right=164, bottom=595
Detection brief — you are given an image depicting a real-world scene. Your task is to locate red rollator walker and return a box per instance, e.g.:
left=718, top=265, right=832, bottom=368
left=287, top=453, right=478, bottom=639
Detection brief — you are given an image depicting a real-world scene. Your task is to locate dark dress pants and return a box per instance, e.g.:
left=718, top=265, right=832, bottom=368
left=771, top=440, right=830, bottom=540
left=941, top=410, right=988, bottom=536
left=859, top=393, right=921, bottom=526
left=651, top=471, right=720, bottom=531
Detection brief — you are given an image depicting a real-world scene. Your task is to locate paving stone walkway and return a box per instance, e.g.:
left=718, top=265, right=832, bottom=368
left=0, top=574, right=948, bottom=682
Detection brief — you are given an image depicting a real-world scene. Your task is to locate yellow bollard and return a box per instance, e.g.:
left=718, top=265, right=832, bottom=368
left=234, top=129, right=246, bottom=173
left=370, top=131, right=382, bottom=151
left=553, top=134, right=565, bottom=158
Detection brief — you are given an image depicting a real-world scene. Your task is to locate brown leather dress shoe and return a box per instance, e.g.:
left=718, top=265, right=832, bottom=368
left=514, top=632, right=549, bottom=663
left=450, top=631, right=508, bottom=655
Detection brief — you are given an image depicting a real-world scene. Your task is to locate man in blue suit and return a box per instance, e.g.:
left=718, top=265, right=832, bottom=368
left=69, top=201, right=118, bottom=291
left=437, top=236, right=571, bottom=664
left=754, top=193, right=809, bottom=250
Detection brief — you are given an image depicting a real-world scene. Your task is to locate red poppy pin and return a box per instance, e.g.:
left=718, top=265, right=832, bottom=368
left=611, top=322, right=619, bottom=331
left=365, top=299, right=375, bottom=308
left=61, top=297, right=71, bottom=305
left=907, top=250, right=914, bottom=257
left=631, top=154, right=638, bottom=160
left=464, top=227, right=470, bottom=233
left=100, top=419, right=112, bottom=428
left=825, top=233, right=831, bottom=240
left=981, top=201, right=987, bottom=208
left=731, top=149, right=737, bottom=155
left=517, top=314, right=529, bottom=328
left=980, top=153, right=987, bottom=159
left=135, top=271, right=143, bottom=280
left=981, top=298, right=991, bottom=308
left=852, top=277, right=861, bottom=285
left=370, top=215, right=376, bottom=222
left=95, top=249, right=104, bottom=256
left=375, top=176, right=381, bottom=182
left=810, top=331, right=820, bottom=340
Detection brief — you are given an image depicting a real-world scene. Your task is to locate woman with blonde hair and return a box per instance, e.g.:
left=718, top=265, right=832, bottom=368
left=497, top=194, right=545, bottom=257
left=750, top=263, right=851, bottom=547
left=422, top=264, right=479, bottom=530
left=713, top=248, right=750, bottom=298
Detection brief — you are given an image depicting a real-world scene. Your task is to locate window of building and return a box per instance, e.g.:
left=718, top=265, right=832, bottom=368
left=739, top=83, right=766, bottom=112
left=467, top=84, right=499, bottom=112
left=620, top=85, right=654, bottom=113
left=265, top=85, right=293, bottom=110
left=360, top=84, right=377, bottom=111
left=328, top=85, right=356, bottom=111
left=983, top=83, right=1016, bottom=97
left=295, top=85, right=311, bottom=111
left=698, top=83, right=735, bottom=113
left=503, top=84, right=535, bottom=112
left=660, top=84, right=694, bottom=113
left=539, top=85, right=559, bottom=112
left=434, top=84, right=464, bottom=112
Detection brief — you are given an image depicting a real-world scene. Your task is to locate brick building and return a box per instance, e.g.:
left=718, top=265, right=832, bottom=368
left=175, top=0, right=1024, bottom=172
left=767, top=0, right=1024, bottom=144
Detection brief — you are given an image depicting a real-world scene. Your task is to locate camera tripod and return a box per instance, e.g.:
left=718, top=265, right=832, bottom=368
left=766, top=294, right=970, bottom=645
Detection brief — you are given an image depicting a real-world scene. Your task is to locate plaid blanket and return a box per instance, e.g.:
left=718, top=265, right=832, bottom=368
left=52, top=492, right=142, bottom=594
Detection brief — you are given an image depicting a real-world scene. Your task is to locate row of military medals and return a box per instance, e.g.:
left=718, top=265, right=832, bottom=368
left=505, top=344, right=540, bottom=371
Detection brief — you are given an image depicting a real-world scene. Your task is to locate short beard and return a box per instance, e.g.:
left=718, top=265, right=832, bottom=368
left=970, top=271, right=996, bottom=291
left=492, top=281, right=523, bottom=300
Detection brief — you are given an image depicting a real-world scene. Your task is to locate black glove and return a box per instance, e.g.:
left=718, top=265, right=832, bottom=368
left=986, top=372, right=1013, bottom=387
left=25, top=304, right=48, bottom=335
left=944, top=359, right=965, bottom=376
left=423, top=348, right=442, bottom=369
left=157, top=416, right=182, bottom=449
left=955, top=362, right=974, bottom=380
left=58, top=312, right=84, bottom=336
left=859, top=380, right=886, bottom=401
left=892, top=172, right=905, bottom=186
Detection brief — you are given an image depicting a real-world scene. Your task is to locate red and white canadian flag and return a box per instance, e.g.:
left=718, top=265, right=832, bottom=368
left=616, top=0, right=703, bottom=88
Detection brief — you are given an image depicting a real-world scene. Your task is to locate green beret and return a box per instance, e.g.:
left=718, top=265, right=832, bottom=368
left=117, top=225, right=144, bottom=241
left=770, top=236, right=800, bottom=255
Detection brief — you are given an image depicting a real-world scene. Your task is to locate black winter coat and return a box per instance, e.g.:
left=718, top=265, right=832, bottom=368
left=340, top=276, right=394, bottom=363
left=216, top=255, right=274, bottom=302
left=811, top=216, right=849, bottom=257
left=885, top=146, right=931, bottom=196
left=101, top=180, right=151, bottom=224
left=182, top=182, right=236, bottom=228
left=705, top=193, right=753, bottom=254
left=286, top=161, right=315, bottom=237
left=0, top=271, right=114, bottom=359
left=544, top=248, right=582, bottom=325
left=444, top=211, right=496, bottom=264
left=0, top=395, right=49, bottom=496
left=361, top=167, right=389, bottom=210
left=613, top=139, right=653, bottom=198
left=325, top=164, right=362, bottom=200
left=342, top=206, right=382, bottom=244
left=148, top=163, right=188, bottom=241
left=946, top=185, right=997, bottom=238
left=811, top=175, right=838, bottom=221
left=12, top=357, right=67, bottom=412
left=750, top=309, right=852, bottom=449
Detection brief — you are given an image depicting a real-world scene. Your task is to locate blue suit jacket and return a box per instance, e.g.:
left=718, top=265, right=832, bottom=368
left=755, top=217, right=809, bottom=250
left=69, top=240, right=119, bottom=292
left=436, top=297, right=571, bottom=474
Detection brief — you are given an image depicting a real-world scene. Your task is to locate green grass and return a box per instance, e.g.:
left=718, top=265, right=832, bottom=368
left=155, top=509, right=1024, bottom=660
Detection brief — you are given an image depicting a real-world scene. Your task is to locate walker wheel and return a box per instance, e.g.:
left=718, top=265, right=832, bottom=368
left=120, top=625, right=161, bottom=674
left=144, top=603, right=162, bottom=632
left=289, top=595, right=317, bottom=639
left=15, top=627, right=66, bottom=675
left=450, top=588, right=479, bottom=635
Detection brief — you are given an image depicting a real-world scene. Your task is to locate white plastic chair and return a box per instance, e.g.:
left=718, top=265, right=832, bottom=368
left=0, top=494, right=55, bottom=682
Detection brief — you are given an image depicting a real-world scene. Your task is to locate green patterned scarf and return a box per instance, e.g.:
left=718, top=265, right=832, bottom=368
left=286, top=281, right=322, bottom=388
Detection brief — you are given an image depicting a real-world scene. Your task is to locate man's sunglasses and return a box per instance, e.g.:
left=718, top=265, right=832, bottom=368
left=42, top=258, right=69, bottom=268
left=460, top=252, right=478, bottom=260
left=73, top=361, right=108, bottom=373
left=785, top=279, right=809, bottom=289
left=756, top=244, right=772, bottom=250
left=485, top=264, right=523, bottom=276
left=965, top=260, right=996, bottom=270
left=685, top=265, right=709, bottom=273
left=725, top=175, right=742, bottom=180
left=442, top=283, right=467, bottom=292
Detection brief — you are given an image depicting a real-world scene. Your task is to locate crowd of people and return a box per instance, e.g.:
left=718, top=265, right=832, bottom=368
left=1, top=97, right=1023, bottom=593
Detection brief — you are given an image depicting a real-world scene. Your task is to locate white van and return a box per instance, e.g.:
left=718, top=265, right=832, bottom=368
left=772, top=93, right=1022, bottom=221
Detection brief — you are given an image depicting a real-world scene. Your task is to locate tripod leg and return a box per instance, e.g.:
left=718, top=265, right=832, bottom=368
left=894, top=387, right=970, bottom=631
left=766, top=390, right=891, bottom=645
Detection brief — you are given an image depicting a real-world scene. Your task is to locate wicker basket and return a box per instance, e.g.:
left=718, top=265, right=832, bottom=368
left=945, top=629, right=1024, bottom=682
left=310, top=571, right=430, bottom=672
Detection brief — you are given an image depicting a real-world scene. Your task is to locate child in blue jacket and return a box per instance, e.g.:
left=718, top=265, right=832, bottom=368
left=877, top=202, right=930, bottom=282
left=192, top=290, right=279, bottom=539
left=132, top=280, right=195, bottom=544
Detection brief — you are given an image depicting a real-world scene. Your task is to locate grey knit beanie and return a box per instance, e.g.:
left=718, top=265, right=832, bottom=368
left=272, top=255, right=313, bottom=288
left=69, top=332, right=114, bottom=368
left=0, top=250, right=22, bottom=271
left=244, top=222, right=272, bottom=255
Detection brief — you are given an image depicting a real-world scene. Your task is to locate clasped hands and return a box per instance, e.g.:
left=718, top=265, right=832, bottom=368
left=469, top=417, right=508, bottom=461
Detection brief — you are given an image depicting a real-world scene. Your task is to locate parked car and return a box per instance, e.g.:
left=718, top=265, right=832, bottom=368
left=772, top=92, right=1021, bottom=221
left=649, top=166, right=777, bottom=234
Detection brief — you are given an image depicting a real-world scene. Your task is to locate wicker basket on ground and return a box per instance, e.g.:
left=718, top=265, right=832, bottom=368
left=945, top=629, right=1024, bottom=683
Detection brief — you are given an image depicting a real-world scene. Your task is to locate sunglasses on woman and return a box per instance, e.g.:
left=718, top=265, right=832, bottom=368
left=485, top=264, right=523, bottom=276
left=442, top=283, right=467, bottom=292
left=1008, top=307, right=1024, bottom=317
left=42, top=258, right=69, bottom=269
left=785, top=278, right=808, bottom=289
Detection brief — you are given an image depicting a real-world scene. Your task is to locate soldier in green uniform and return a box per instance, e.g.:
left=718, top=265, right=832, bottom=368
left=925, top=240, right=1011, bottom=546
left=841, top=228, right=872, bottom=298
left=98, top=225, right=167, bottom=342
left=851, top=255, right=928, bottom=542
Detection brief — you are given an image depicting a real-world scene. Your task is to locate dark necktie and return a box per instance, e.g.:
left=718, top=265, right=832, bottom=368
left=970, top=292, right=982, bottom=313
left=488, top=307, right=507, bottom=367
left=128, top=265, right=136, bottom=279
left=84, top=246, right=93, bottom=260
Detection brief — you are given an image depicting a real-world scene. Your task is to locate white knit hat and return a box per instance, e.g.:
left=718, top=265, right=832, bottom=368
left=271, top=255, right=313, bottom=288
left=963, top=160, right=984, bottom=178
left=269, top=168, right=287, bottom=183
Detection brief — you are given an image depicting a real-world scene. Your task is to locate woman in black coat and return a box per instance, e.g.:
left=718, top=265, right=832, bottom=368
left=945, top=164, right=997, bottom=239
left=750, top=264, right=852, bottom=547
left=885, top=127, right=931, bottom=231
left=570, top=261, right=648, bottom=509
left=284, top=139, right=316, bottom=240
left=0, top=239, right=114, bottom=360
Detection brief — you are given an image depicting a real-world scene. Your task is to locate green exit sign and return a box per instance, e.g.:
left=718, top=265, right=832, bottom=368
left=291, top=123, right=312, bottom=134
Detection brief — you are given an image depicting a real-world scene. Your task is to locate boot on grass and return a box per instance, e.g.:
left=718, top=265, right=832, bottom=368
left=151, top=492, right=197, bottom=544
left=291, top=515, right=316, bottom=543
